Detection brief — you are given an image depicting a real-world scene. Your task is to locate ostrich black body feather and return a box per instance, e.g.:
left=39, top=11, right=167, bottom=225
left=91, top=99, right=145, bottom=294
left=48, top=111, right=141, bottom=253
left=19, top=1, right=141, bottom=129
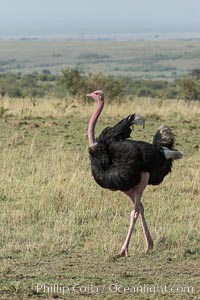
left=89, top=115, right=173, bottom=191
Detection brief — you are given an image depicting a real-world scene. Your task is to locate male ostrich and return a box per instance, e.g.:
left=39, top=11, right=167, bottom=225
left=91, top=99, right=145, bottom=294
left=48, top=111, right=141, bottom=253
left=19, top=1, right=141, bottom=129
left=87, top=90, right=183, bottom=257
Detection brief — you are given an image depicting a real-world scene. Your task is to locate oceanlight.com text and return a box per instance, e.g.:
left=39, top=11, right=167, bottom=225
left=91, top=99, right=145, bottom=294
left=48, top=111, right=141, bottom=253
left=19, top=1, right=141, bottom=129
left=36, top=283, right=195, bottom=296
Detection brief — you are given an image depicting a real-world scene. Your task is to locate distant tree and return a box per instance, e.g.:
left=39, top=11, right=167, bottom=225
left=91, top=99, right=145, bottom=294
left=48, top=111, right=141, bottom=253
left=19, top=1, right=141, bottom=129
left=190, top=68, right=200, bottom=79
left=42, top=69, right=51, bottom=75
left=136, top=87, right=154, bottom=98
left=86, top=73, right=124, bottom=100
left=6, top=86, right=22, bottom=98
left=59, top=68, right=86, bottom=96
left=0, top=87, right=5, bottom=98
left=176, top=76, right=200, bottom=104
left=57, top=68, right=124, bottom=100
left=1, top=74, right=22, bottom=97
left=21, top=74, right=36, bottom=88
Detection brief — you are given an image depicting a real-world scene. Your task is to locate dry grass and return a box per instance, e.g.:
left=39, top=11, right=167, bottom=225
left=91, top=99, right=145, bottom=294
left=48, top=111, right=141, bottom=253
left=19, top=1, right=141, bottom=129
left=1, top=95, right=200, bottom=120
left=0, top=96, right=199, bottom=299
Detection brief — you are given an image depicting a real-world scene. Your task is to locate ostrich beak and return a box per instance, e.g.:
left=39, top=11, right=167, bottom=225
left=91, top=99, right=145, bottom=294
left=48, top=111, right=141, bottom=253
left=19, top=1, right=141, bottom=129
left=134, top=114, right=145, bottom=128
left=86, top=93, right=93, bottom=97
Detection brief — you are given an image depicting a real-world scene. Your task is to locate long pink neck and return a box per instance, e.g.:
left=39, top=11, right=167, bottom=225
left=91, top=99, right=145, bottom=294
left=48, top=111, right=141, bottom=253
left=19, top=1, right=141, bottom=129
left=88, top=99, right=104, bottom=146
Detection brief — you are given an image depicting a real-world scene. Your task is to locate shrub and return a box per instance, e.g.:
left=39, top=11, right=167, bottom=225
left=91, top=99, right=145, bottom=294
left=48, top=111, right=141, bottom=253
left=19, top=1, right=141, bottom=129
left=136, top=88, right=155, bottom=97
left=58, top=68, right=86, bottom=96
left=57, top=68, right=123, bottom=100
left=176, top=77, right=200, bottom=101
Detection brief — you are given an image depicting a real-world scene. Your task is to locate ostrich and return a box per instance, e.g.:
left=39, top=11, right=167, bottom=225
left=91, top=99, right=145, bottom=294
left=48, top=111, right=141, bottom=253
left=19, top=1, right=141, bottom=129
left=87, top=90, right=183, bottom=257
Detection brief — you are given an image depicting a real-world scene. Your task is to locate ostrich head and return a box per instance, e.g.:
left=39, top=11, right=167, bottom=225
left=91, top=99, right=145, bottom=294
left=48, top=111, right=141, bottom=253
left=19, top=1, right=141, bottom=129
left=87, top=90, right=104, bottom=102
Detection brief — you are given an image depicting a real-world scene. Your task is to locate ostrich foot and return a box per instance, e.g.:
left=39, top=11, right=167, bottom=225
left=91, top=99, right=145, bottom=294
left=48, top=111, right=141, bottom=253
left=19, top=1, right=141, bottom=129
left=119, top=247, right=128, bottom=257
left=145, top=240, right=154, bottom=254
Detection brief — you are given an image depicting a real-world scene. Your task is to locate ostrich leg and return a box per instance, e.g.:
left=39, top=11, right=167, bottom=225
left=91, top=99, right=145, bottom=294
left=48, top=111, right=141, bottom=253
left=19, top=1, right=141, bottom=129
left=119, top=172, right=153, bottom=256
left=119, top=201, right=140, bottom=257
left=139, top=203, right=153, bottom=253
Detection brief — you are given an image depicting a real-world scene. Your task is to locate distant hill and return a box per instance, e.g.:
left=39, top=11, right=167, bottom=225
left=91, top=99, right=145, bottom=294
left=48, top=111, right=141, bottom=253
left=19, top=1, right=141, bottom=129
left=0, top=40, right=199, bottom=80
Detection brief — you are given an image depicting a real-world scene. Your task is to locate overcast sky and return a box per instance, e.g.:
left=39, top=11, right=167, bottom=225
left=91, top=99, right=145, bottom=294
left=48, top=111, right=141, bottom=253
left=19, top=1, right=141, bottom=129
left=0, top=0, right=200, bottom=36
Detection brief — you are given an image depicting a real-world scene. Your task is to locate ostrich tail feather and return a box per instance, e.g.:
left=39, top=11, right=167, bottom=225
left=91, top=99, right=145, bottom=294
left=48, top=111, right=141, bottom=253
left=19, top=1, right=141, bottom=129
left=152, top=125, right=175, bottom=149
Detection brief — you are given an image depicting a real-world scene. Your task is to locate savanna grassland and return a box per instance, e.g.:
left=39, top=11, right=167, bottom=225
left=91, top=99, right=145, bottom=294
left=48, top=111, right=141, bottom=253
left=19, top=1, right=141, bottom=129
left=0, top=96, right=199, bottom=299
left=0, top=39, right=200, bottom=79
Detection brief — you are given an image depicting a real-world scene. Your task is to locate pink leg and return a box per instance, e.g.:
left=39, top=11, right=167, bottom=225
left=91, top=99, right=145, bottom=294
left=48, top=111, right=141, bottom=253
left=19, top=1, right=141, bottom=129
left=139, top=203, right=153, bottom=253
left=119, top=198, right=140, bottom=257
left=119, top=172, right=153, bottom=256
